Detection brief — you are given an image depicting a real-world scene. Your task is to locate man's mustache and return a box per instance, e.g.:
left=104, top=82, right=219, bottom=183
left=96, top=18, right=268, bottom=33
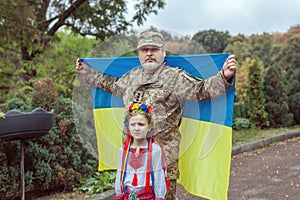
left=145, top=57, right=156, bottom=62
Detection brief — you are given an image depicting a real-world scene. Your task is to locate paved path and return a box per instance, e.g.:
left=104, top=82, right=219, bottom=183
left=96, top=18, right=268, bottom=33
left=228, top=136, right=300, bottom=200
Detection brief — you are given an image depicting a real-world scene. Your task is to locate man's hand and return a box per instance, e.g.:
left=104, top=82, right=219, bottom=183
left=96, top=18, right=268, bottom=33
left=76, top=59, right=89, bottom=74
left=222, top=55, right=237, bottom=81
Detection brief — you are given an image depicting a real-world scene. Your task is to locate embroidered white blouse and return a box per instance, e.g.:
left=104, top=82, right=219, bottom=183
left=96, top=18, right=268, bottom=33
left=115, top=143, right=167, bottom=199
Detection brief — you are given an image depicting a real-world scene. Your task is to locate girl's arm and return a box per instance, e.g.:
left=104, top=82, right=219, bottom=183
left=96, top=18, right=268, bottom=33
left=115, top=147, right=124, bottom=198
left=152, top=144, right=167, bottom=200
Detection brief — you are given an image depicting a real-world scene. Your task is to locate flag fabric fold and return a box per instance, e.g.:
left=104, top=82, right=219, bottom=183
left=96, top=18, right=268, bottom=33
left=81, top=53, right=234, bottom=200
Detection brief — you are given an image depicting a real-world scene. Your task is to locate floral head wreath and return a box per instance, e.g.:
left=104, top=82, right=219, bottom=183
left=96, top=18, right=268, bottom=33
left=124, top=103, right=156, bottom=128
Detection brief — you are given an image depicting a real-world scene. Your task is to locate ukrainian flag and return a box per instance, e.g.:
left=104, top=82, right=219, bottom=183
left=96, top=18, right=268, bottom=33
left=80, top=53, right=234, bottom=200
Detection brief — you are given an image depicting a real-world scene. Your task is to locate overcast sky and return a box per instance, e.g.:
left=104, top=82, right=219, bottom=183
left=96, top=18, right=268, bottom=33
left=131, top=0, right=300, bottom=37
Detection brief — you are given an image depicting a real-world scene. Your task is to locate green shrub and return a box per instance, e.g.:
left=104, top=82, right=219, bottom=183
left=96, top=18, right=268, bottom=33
left=264, top=65, right=293, bottom=127
left=75, top=171, right=116, bottom=195
left=233, top=118, right=252, bottom=130
left=0, top=78, right=97, bottom=199
left=0, top=97, right=32, bottom=113
left=233, top=102, right=248, bottom=119
left=0, top=142, right=21, bottom=198
left=246, top=58, right=269, bottom=128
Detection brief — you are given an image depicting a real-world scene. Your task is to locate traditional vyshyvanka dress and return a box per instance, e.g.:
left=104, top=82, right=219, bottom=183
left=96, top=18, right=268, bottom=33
left=115, top=138, right=168, bottom=200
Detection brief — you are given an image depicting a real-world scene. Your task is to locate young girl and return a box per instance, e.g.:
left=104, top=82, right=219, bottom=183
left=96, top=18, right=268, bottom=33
left=115, top=103, right=169, bottom=200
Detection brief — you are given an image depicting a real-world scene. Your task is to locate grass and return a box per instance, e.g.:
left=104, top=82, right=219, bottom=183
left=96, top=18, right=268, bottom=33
left=232, top=125, right=300, bottom=146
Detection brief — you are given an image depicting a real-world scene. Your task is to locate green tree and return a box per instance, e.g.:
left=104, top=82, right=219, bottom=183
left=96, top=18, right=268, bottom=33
left=0, top=0, right=165, bottom=102
left=225, top=33, right=273, bottom=67
left=246, top=58, right=269, bottom=128
left=1, top=0, right=165, bottom=52
left=0, top=32, right=97, bottom=101
left=35, top=32, right=98, bottom=97
left=225, top=34, right=252, bottom=61
left=270, top=25, right=300, bottom=68
left=269, top=43, right=284, bottom=67
left=235, top=57, right=250, bottom=103
left=286, top=68, right=300, bottom=124
left=248, top=33, right=273, bottom=67
left=89, top=32, right=138, bottom=58
left=279, top=25, right=300, bottom=43
left=264, top=65, right=293, bottom=127
left=278, top=35, right=300, bottom=71
left=192, top=29, right=230, bottom=53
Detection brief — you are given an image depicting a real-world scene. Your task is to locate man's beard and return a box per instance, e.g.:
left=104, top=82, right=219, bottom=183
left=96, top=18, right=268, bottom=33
left=142, top=57, right=165, bottom=72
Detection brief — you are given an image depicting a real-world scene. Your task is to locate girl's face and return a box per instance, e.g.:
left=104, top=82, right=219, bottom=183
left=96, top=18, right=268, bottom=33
left=128, top=114, right=151, bottom=141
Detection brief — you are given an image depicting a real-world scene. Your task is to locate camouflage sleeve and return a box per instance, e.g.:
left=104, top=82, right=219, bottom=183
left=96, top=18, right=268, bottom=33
left=84, top=66, right=127, bottom=97
left=175, top=70, right=233, bottom=102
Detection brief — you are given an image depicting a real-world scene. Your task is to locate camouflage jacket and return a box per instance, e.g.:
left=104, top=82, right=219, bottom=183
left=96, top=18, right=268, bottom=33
left=85, top=64, right=232, bottom=167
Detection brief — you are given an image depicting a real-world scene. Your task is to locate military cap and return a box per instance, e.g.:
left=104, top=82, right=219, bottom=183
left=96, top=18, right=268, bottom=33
left=137, top=31, right=164, bottom=49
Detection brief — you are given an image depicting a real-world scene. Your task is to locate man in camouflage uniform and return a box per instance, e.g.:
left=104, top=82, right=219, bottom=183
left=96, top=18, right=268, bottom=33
left=76, top=31, right=237, bottom=199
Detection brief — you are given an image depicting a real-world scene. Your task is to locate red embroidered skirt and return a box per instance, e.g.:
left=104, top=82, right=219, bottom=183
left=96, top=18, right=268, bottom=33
left=122, top=188, right=155, bottom=200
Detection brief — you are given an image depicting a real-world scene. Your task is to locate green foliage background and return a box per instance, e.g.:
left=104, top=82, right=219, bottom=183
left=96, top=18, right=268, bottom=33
left=246, top=58, right=269, bottom=128
left=264, top=65, right=293, bottom=127
left=0, top=0, right=300, bottom=198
